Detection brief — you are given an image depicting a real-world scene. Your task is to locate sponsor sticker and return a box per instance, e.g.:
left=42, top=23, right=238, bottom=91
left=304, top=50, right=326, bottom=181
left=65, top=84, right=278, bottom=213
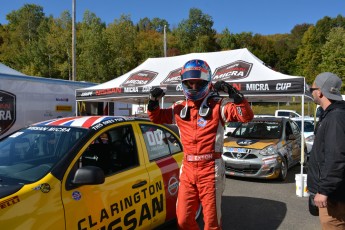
left=56, top=98, right=69, bottom=102
left=168, top=176, right=179, bottom=196
left=0, top=90, right=16, bottom=136
left=237, top=139, right=258, bottom=146
left=0, top=196, right=20, bottom=210
left=161, top=68, right=182, bottom=85
left=227, top=147, right=247, bottom=153
left=262, top=157, right=277, bottom=164
left=56, top=105, right=72, bottom=112
left=197, top=117, right=207, bottom=128
left=72, top=191, right=82, bottom=201
left=40, top=183, right=51, bottom=193
left=212, top=60, right=253, bottom=81
left=121, top=70, right=158, bottom=87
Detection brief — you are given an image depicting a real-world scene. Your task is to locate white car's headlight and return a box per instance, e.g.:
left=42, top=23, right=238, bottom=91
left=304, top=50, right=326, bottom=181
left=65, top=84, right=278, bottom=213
left=306, top=135, right=315, bottom=142
left=259, top=145, right=277, bottom=156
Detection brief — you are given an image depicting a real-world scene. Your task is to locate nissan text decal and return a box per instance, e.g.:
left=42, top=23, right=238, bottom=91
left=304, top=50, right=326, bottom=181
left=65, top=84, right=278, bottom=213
left=161, top=68, right=182, bottom=85
left=121, top=70, right=158, bottom=87
left=0, top=90, right=16, bottom=136
left=212, top=60, right=253, bottom=81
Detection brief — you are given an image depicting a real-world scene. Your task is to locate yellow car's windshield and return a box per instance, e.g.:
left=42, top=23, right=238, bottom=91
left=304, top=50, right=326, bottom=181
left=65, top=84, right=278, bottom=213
left=232, top=121, right=282, bottom=139
left=0, top=126, right=87, bottom=185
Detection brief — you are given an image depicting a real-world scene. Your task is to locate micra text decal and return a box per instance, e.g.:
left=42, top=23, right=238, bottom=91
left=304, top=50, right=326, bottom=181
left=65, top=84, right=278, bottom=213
left=77, top=181, right=164, bottom=230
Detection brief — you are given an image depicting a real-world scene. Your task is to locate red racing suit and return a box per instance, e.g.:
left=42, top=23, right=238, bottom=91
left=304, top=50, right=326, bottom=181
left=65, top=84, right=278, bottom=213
left=148, top=94, right=254, bottom=230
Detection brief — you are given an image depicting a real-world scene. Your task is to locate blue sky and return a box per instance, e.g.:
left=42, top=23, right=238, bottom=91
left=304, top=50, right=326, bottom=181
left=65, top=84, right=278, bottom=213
left=1, top=0, right=344, bottom=35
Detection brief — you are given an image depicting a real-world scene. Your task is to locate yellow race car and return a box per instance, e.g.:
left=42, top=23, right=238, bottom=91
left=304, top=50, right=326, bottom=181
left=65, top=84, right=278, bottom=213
left=0, top=116, right=197, bottom=229
left=222, top=117, right=306, bottom=181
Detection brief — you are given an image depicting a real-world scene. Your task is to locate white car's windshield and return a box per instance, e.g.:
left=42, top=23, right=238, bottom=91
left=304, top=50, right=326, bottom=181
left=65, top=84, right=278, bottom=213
left=232, top=121, right=282, bottom=139
left=0, top=126, right=87, bottom=184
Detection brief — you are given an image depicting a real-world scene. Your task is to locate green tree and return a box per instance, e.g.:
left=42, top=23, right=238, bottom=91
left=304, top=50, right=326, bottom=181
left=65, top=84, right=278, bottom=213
left=232, top=32, right=254, bottom=50
left=295, top=26, right=320, bottom=83
left=105, top=15, right=138, bottom=77
left=216, top=28, right=236, bottom=50
left=44, top=11, right=73, bottom=80
left=250, top=34, right=276, bottom=69
left=77, top=11, right=109, bottom=82
left=319, top=27, right=345, bottom=79
left=295, top=16, right=344, bottom=83
left=136, top=30, right=164, bottom=61
left=174, top=8, right=218, bottom=53
left=137, top=17, right=169, bottom=34
left=6, top=4, right=44, bottom=42
left=1, top=4, right=46, bottom=73
left=137, top=17, right=151, bottom=31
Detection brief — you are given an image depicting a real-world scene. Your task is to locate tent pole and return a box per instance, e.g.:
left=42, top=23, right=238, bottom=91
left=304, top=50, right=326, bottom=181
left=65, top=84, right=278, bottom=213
left=76, top=100, right=78, bottom=116
left=300, top=95, right=305, bottom=197
left=161, top=97, right=165, bottom=108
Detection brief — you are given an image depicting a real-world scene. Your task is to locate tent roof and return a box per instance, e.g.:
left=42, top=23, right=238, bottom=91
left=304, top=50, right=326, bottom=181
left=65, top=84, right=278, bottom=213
left=76, top=48, right=312, bottom=104
left=0, top=63, right=27, bottom=76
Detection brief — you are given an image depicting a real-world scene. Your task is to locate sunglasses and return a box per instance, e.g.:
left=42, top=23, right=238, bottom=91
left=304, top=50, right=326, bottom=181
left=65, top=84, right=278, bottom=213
left=309, top=87, right=319, bottom=93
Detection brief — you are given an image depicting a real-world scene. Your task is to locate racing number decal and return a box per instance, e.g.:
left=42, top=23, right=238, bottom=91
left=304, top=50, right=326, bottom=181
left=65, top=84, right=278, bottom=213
left=146, top=130, right=163, bottom=146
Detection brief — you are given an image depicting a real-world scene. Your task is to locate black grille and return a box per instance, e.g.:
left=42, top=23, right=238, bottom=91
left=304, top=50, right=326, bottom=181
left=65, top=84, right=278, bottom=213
left=223, top=151, right=258, bottom=159
left=225, top=163, right=261, bottom=174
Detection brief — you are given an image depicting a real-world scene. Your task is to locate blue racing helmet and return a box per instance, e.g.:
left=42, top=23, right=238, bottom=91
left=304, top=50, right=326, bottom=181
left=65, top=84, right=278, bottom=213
left=180, top=59, right=212, bottom=101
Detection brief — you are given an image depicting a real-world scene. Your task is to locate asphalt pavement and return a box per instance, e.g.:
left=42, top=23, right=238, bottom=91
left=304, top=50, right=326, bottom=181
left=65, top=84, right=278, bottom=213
left=167, top=165, right=320, bottom=230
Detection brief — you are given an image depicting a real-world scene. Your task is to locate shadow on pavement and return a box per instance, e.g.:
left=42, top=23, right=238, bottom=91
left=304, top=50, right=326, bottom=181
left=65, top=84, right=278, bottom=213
left=197, top=197, right=287, bottom=230
left=221, top=196, right=287, bottom=230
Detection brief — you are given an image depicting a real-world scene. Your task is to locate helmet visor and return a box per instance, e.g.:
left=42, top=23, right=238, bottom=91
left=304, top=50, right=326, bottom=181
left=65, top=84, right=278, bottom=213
left=182, top=80, right=209, bottom=90
left=181, top=69, right=210, bottom=82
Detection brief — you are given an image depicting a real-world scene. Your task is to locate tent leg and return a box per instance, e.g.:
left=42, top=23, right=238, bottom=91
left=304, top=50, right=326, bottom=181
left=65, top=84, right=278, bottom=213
left=300, top=96, right=305, bottom=197
left=161, top=97, right=165, bottom=108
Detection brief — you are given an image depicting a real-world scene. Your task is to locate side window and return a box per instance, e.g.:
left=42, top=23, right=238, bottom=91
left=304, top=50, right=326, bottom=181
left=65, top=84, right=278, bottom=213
left=285, top=122, right=293, bottom=139
left=290, top=121, right=300, bottom=135
left=81, top=125, right=139, bottom=176
left=140, top=124, right=182, bottom=161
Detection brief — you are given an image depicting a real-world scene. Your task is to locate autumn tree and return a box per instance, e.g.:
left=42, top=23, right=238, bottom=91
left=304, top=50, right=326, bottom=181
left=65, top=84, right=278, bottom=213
left=319, top=27, right=345, bottom=80
left=1, top=4, right=46, bottom=73
left=77, top=11, right=109, bottom=82
left=173, top=8, right=218, bottom=53
left=105, top=15, right=138, bottom=77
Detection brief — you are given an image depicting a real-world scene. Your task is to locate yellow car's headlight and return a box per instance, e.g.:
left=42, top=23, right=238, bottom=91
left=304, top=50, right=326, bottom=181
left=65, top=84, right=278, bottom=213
left=259, top=145, right=277, bottom=156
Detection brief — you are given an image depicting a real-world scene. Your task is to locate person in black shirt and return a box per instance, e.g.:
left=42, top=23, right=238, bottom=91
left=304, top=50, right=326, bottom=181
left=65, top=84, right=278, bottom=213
left=307, top=72, right=345, bottom=229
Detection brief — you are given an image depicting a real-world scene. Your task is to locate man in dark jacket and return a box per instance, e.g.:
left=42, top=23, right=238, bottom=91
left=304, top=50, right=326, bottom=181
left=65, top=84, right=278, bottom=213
left=307, top=72, right=345, bottom=229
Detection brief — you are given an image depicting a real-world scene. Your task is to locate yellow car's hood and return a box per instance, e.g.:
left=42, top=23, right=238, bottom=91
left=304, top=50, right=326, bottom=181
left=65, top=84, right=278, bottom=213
left=224, top=138, right=280, bottom=150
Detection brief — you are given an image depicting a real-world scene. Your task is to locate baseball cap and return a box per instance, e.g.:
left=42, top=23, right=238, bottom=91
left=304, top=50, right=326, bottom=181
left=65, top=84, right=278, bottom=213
left=314, top=72, right=343, bottom=101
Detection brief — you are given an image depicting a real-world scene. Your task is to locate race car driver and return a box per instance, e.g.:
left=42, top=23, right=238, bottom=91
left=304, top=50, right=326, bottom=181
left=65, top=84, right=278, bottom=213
left=147, top=59, right=254, bottom=230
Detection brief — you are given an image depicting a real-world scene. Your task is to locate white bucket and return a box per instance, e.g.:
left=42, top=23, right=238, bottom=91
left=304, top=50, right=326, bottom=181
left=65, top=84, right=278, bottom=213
left=295, top=174, right=309, bottom=197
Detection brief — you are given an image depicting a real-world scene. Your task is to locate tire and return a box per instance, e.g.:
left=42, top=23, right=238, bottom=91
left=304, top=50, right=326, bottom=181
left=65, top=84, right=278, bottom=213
left=278, top=157, right=288, bottom=181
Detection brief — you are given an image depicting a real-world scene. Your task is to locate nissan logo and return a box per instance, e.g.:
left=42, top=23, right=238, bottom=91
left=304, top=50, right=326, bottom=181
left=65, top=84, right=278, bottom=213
left=236, top=153, right=242, bottom=158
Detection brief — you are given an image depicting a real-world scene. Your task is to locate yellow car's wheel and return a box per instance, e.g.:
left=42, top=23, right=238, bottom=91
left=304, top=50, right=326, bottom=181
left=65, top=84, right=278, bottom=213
left=278, top=157, right=288, bottom=181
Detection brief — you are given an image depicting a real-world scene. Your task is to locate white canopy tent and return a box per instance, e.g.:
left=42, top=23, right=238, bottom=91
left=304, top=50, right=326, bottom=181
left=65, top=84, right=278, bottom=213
left=76, top=48, right=312, bottom=104
left=76, top=48, right=313, bottom=195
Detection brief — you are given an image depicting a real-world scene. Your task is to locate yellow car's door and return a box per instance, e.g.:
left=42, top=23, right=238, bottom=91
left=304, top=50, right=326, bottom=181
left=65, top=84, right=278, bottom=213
left=137, top=122, right=184, bottom=228
left=61, top=123, right=152, bottom=230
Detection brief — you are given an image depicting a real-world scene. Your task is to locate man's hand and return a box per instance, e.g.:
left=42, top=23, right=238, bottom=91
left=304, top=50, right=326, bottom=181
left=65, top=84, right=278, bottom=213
left=314, top=193, right=328, bottom=208
left=149, top=87, right=165, bottom=101
left=214, top=81, right=244, bottom=104
left=148, top=87, right=165, bottom=112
